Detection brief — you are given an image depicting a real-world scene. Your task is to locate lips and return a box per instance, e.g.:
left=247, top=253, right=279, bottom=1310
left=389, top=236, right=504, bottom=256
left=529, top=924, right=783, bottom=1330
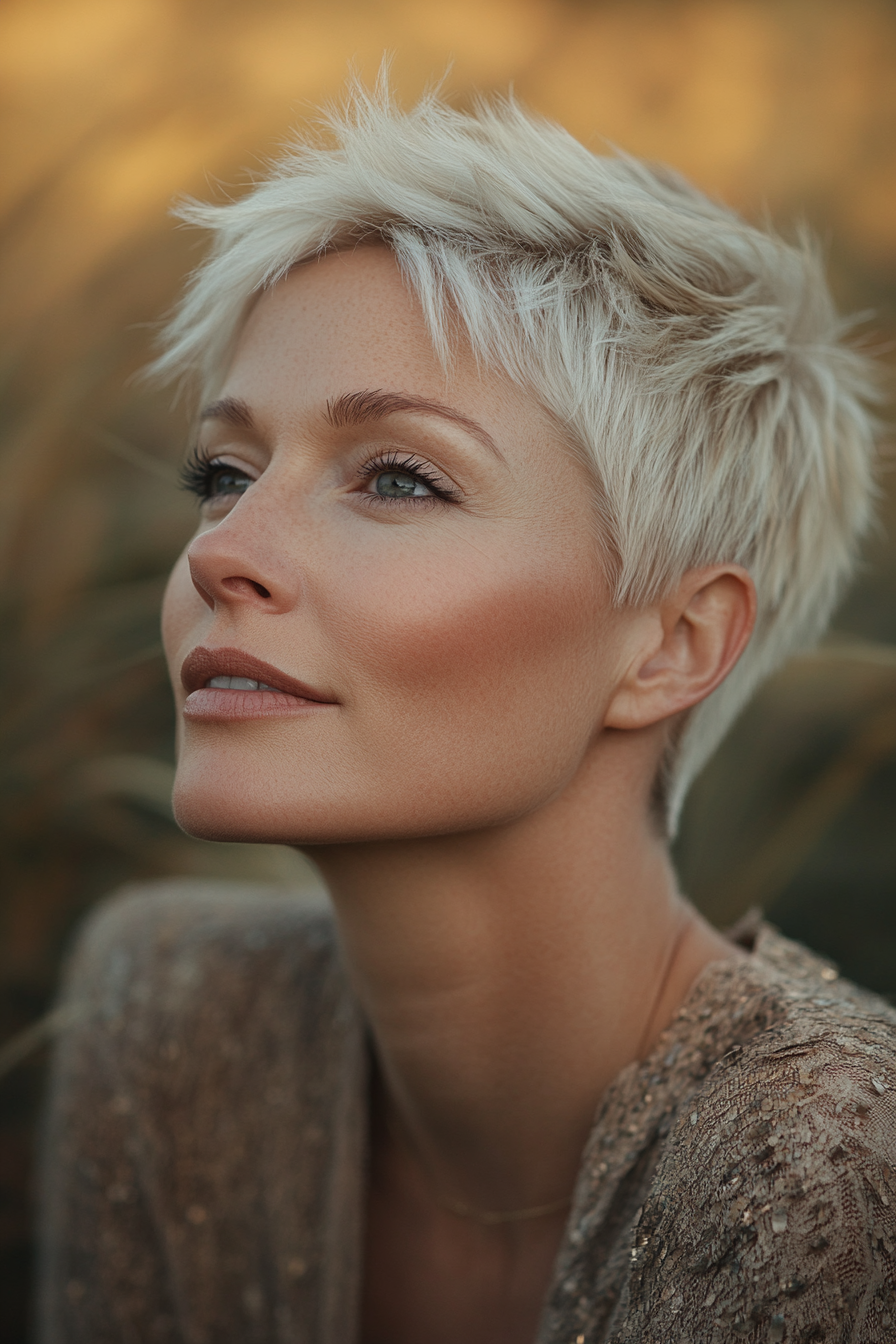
left=180, top=646, right=336, bottom=721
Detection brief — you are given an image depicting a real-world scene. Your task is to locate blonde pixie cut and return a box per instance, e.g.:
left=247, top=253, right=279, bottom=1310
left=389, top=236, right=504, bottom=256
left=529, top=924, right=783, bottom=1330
left=152, top=82, right=878, bottom=828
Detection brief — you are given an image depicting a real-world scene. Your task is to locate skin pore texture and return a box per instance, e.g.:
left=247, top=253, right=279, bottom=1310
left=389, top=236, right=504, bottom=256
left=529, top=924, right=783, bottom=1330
left=162, top=246, right=756, bottom=1344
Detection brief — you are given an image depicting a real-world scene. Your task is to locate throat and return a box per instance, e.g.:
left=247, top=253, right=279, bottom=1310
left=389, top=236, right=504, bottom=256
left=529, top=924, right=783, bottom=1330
left=360, top=1066, right=568, bottom=1344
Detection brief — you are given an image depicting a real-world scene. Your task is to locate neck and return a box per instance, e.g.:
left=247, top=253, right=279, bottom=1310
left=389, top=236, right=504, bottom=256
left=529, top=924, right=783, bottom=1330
left=307, top=730, right=736, bottom=1215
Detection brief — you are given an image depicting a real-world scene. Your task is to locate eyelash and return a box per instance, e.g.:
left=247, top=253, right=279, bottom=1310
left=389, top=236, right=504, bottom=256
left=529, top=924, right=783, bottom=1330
left=355, top=450, right=460, bottom=503
left=178, top=447, right=461, bottom=504
left=179, top=447, right=247, bottom=501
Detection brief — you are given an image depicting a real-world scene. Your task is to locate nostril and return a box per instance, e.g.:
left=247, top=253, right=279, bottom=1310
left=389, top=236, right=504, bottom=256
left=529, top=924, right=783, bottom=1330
left=221, top=576, right=272, bottom=600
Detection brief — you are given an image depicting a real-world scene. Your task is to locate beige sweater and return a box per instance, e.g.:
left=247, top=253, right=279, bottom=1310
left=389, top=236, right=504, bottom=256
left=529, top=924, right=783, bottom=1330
left=38, top=881, right=896, bottom=1343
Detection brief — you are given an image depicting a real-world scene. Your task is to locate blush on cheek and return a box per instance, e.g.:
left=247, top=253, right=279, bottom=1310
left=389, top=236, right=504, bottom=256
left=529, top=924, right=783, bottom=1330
left=346, top=549, right=601, bottom=704
left=325, top=544, right=610, bottom=819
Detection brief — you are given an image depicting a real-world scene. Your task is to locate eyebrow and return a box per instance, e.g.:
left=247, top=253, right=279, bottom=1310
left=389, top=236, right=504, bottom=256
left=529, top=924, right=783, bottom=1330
left=199, top=390, right=503, bottom=461
left=199, top=397, right=257, bottom=431
left=325, top=390, right=502, bottom=459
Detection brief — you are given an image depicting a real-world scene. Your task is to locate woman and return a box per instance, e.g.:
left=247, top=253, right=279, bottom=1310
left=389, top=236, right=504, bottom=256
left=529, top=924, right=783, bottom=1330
left=40, top=87, right=895, bottom=1343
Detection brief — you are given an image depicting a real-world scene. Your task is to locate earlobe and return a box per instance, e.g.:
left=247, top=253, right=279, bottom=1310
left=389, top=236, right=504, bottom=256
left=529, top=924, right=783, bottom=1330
left=603, top=566, right=756, bottom=733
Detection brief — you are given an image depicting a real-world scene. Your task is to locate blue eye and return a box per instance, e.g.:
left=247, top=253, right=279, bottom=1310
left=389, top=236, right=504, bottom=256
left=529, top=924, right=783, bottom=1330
left=206, top=465, right=252, bottom=497
left=374, top=470, right=432, bottom=498
left=180, top=451, right=252, bottom=501
left=360, top=451, right=459, bottom=504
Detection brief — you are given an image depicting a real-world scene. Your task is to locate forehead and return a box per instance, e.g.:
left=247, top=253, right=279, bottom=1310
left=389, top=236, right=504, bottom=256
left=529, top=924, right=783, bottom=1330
left=221, top=245, right=558, bottom=446
left=239, top=246, right=430, bottom=375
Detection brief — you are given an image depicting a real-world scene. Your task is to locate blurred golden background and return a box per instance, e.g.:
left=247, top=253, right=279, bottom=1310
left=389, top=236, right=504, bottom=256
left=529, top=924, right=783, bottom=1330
left=1, top=0, right=894, bottom=1336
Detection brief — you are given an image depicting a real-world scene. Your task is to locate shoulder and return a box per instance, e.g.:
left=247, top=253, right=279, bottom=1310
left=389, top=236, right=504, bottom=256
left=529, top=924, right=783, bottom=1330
left=44, top=877, right=357, bottom=1197
left=53, top=878, right=350, bottom=1090
left=622, top=927, right=896, bottom=1342
left=64, top=876, right=340, bottom=1007
left=39, top=888, right=365, bottom=1342
left=68, top=874, right=337, bottom=969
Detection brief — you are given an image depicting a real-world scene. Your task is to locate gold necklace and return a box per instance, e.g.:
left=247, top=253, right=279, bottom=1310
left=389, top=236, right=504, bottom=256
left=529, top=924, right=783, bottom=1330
left=429, top=1188, right=573, bottom=1226
left=376, top=917, right=690, bottom=1228
left=383, top=1106, right=573, bottom=1226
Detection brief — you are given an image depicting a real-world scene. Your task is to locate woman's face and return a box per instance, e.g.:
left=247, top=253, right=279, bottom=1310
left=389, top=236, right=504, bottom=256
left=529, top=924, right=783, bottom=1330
left=163, top=246, right=625, bottom=845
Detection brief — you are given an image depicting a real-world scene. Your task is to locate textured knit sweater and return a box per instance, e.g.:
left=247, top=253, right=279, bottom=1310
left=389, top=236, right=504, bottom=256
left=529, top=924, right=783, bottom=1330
left=38, top=880, right=896, bottom=1343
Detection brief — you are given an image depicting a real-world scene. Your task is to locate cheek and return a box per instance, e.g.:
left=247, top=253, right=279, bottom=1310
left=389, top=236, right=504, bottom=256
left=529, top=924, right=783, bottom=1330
left=332, top=540, right=610, bottom=773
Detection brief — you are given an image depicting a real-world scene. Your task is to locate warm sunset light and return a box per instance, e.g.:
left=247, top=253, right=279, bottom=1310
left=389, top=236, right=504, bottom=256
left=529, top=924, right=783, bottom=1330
left=0, top=4, right=894, bottom=1339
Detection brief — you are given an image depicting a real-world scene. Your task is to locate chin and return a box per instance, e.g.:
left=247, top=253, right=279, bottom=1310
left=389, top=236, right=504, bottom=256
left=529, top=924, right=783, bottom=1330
left=172, top=772, right=343, bottom=846
left=173, top=789, right=286, bottom=845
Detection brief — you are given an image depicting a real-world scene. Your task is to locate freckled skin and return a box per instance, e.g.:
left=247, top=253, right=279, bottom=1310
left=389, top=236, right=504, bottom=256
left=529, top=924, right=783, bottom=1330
left=163, top=247, right=617, bottom=845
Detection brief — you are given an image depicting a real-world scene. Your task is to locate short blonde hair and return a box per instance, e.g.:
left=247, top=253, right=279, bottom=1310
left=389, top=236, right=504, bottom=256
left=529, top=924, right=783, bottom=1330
left=153, top=81, right=879, bottom=828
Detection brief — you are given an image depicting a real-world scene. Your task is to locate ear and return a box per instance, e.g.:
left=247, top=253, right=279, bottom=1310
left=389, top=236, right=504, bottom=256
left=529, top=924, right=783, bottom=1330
left=604, top=565, right=756, bottom=732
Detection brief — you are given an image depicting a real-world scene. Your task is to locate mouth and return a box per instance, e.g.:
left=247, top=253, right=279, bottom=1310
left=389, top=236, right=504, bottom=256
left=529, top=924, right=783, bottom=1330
left=180, top=646, right=337, bottom=721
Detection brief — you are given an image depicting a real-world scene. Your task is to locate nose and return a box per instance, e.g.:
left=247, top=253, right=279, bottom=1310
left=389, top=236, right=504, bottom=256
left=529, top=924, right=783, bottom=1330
left=186, top=504, right=302, bottom=615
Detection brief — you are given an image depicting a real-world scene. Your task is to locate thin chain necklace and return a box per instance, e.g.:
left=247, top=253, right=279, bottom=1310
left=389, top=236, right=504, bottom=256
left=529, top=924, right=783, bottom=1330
left=633, top=912, right=691, bottom=1062
left=429, top=1189, right=573, bottom=1226
left=380, top=915, right=691, bottom=1227
left=383, top=1104, right=572, bottom=1226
